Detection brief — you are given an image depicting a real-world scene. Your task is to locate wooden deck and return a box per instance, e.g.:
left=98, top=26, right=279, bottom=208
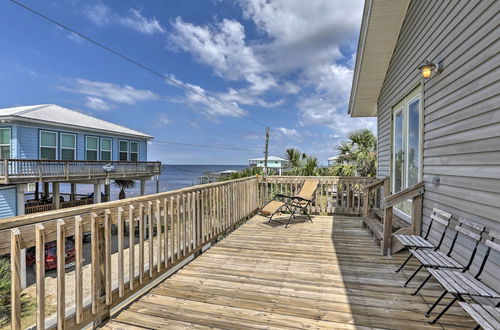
left=103, top=215, right=474, bottom=329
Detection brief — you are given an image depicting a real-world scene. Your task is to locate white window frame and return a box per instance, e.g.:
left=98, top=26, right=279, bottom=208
left=100, top=137, right=112, bottom=161
left=130, top=141, right=139, bottom=162
left=85, top=136, right=99, bottom=161
left=119, top=140, right=129, bottom=161
left=40, top=130, right=58, bottom=160
left=391, top=85, right=424, bottom=219
left=0, top=127, right=11, bottom=159
left=60, top=133, right=76, bottom=160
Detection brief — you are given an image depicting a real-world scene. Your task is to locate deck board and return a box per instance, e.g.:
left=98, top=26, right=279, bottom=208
left=104, top=215, right=474, bottom=329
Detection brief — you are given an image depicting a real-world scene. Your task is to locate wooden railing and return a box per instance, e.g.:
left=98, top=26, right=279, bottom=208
left=2, top=176, right=259, bottom=329
left=381, top=181, right=425, bottom=256
left=0, top=159, right=162, bottom=184
left=25, top=196, right=109, bottom=214
left=362, top=177, right=389, bottom=218
left=259, top=176, right=377, bottom=215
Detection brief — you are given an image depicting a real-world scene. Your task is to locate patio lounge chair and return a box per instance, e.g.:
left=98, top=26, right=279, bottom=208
left=423, top=231, right=500, bottom=324
left=404, top=218, right=485, bottom=290
left=394, top=208, right=452, bottom=273
left=260, top=180, right=318, bottom=228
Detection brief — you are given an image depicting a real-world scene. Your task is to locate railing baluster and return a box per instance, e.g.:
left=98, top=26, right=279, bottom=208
left=176, top=195, right=181, bottom=260
left=163, top=198, right=169, bottom=267
left=147, top=201, right=154, bottom=278
left=56, top=219, right=66, bottom=329
left=104, top=210, right=112, bottom=305
left=74, top=216, right=83, bottom=324
left=128, top=205, right=135, bottom=291
left=182, top=194, right=187, bottom=256
left=11, top=228, right=21, bottom=330
left=91, top=212, right=99, bottom=315
left=117, top=207, right=124, bottom=297
left=35, top=223, right=46, bottom=329
left=156, top=200, right=162, bottom=272
left=170, top=196, right=175, bottom=263
left=138, top=203, right=144, bottom=283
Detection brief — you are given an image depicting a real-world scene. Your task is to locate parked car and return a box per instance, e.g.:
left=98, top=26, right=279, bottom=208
left=26, top=240, right=76, bottom=271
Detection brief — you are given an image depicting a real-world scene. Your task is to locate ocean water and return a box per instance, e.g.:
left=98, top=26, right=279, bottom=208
left=59, top=164, right=248, bottom=200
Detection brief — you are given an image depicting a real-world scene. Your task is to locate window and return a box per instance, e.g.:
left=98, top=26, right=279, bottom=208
left=100, top=138, right=112, bottom=161
left=40, top=131, right=57, bottom=160
left=60, top=133, right=76, bottom=160
left=119, top=140, right=129, bottom=161
left=130, top=141, right=139, bottom=162
left=0, top=128, right=11, bottom=158
left=391, top=86, right=423, bottom=215
left=86, top=136, right=99, bottom=161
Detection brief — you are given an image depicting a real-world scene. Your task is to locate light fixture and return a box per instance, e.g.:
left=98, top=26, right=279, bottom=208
left=418, top=60, right=441, bottom=79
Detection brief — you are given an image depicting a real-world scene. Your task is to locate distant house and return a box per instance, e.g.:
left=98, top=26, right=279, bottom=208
left=248, top=156, right=289, bottom=175
left=327, top=155, right=338, bottom=166
left=0, top=104, right=161, bottom=218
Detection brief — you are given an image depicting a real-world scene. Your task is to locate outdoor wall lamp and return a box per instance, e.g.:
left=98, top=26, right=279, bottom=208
left=418, top=60, right=441, bottom=79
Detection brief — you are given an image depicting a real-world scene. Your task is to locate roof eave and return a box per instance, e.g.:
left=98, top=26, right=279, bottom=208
left=348, top=0, right=410, bottom=118
left=0, top=116, right=153, bottom=140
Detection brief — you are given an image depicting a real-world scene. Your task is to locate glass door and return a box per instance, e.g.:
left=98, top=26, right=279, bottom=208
left=391, top=86, right=423, bottom=216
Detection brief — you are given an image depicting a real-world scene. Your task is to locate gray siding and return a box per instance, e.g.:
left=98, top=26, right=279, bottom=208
left=376, top=0, right=499, bottom=289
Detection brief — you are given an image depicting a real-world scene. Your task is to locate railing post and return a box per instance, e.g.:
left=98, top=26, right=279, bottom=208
left=4, top=159, right=9, bottom=184
left=411, top=194, right=423, bottom=236
left=382, top=205, right=393, bottom=256
left=383, top=178, right=390, bottom=208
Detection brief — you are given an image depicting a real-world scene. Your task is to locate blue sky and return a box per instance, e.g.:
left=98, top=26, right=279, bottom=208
left=0, top=0, right=375, bottom=165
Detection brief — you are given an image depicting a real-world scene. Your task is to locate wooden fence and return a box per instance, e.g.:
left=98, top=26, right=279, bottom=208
left=259, top=176, right=377, bottom=215
left=2, top=176, right=259, bottom=329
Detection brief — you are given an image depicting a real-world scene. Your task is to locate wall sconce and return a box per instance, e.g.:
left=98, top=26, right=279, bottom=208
left=418, top=60, right=441, bottom=79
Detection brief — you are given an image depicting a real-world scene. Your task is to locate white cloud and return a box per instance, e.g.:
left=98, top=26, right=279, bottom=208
left=59, top=79, right=158, bottom=106
left=166, top=75, right=247, bottom=120
left=85, top=96, right=114, bottom=111
left=170, top=17, right=277, bottom=95
left=154, top=114, right=171, bottom=127
left=83, top=3, right=112, bottom=26
left=273, top=127, right=301, bottom=140
left=118, top=9, right=165, bottom=35
left=83, top=4, right=164, bottom=35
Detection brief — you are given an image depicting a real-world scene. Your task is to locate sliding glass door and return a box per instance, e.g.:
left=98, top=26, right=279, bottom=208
left=391, top=86, right=423, bottom=215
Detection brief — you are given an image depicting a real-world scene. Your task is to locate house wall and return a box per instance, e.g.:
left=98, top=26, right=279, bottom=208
left=376, top=0, right=499, bottom=289
left=0, top=186, right=17, bottom=218
left=14, top=122, right=149, bottom=161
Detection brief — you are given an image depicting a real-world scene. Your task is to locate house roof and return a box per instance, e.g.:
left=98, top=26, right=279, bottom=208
left=248, top=156, right=288, bottom=162
left=0, top=104, right=152, bottom=139
left=348, top=0, right=410, bottom=117
left=328, top=155, right=339, bottom=161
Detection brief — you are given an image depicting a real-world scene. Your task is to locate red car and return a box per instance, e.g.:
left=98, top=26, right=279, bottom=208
left=26, top=240, right=76, bottom=271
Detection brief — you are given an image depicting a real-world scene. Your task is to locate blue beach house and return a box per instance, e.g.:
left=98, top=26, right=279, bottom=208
left=0, top=104, right=161, bottom=218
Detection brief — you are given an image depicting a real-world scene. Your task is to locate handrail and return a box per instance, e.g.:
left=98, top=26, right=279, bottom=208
left=381, top=181, right=425, bottom=256
left=0, top=158, right=161, bottom=164
left=384, top=181, right=424, bottom=207
left=363, top=177, right=388, bottom=191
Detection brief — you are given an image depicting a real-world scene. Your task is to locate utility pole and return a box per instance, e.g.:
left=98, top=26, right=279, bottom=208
left=264, top=127, right=270, bottom=175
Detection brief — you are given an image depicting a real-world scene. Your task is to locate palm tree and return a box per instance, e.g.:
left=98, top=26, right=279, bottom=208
left=331, top=129, right=377, bottom=177
left=114, top=180, right=136, bottom=199
left=303, top=156, right=318, bottom=176
left=285, top=148, right=302, bottom=168
left=0, top=259, right=32, bottom=325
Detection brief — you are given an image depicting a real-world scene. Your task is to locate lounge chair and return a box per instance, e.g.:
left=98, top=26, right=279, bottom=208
left=394, top=208, right=452, bottom=273
left=260, top=180, right=318, bottom=228
left=423, top=231, right=500, bottom=324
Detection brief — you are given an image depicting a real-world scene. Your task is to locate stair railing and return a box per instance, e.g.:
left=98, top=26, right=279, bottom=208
left=362, top=177, right=389, bottom=218
left=382, top=181, right=425, bottom=256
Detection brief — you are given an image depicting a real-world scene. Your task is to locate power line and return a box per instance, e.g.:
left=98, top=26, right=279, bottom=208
left=9, top=0, right=270, bottom=129
left=153, top=139, right=260, bottom=152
